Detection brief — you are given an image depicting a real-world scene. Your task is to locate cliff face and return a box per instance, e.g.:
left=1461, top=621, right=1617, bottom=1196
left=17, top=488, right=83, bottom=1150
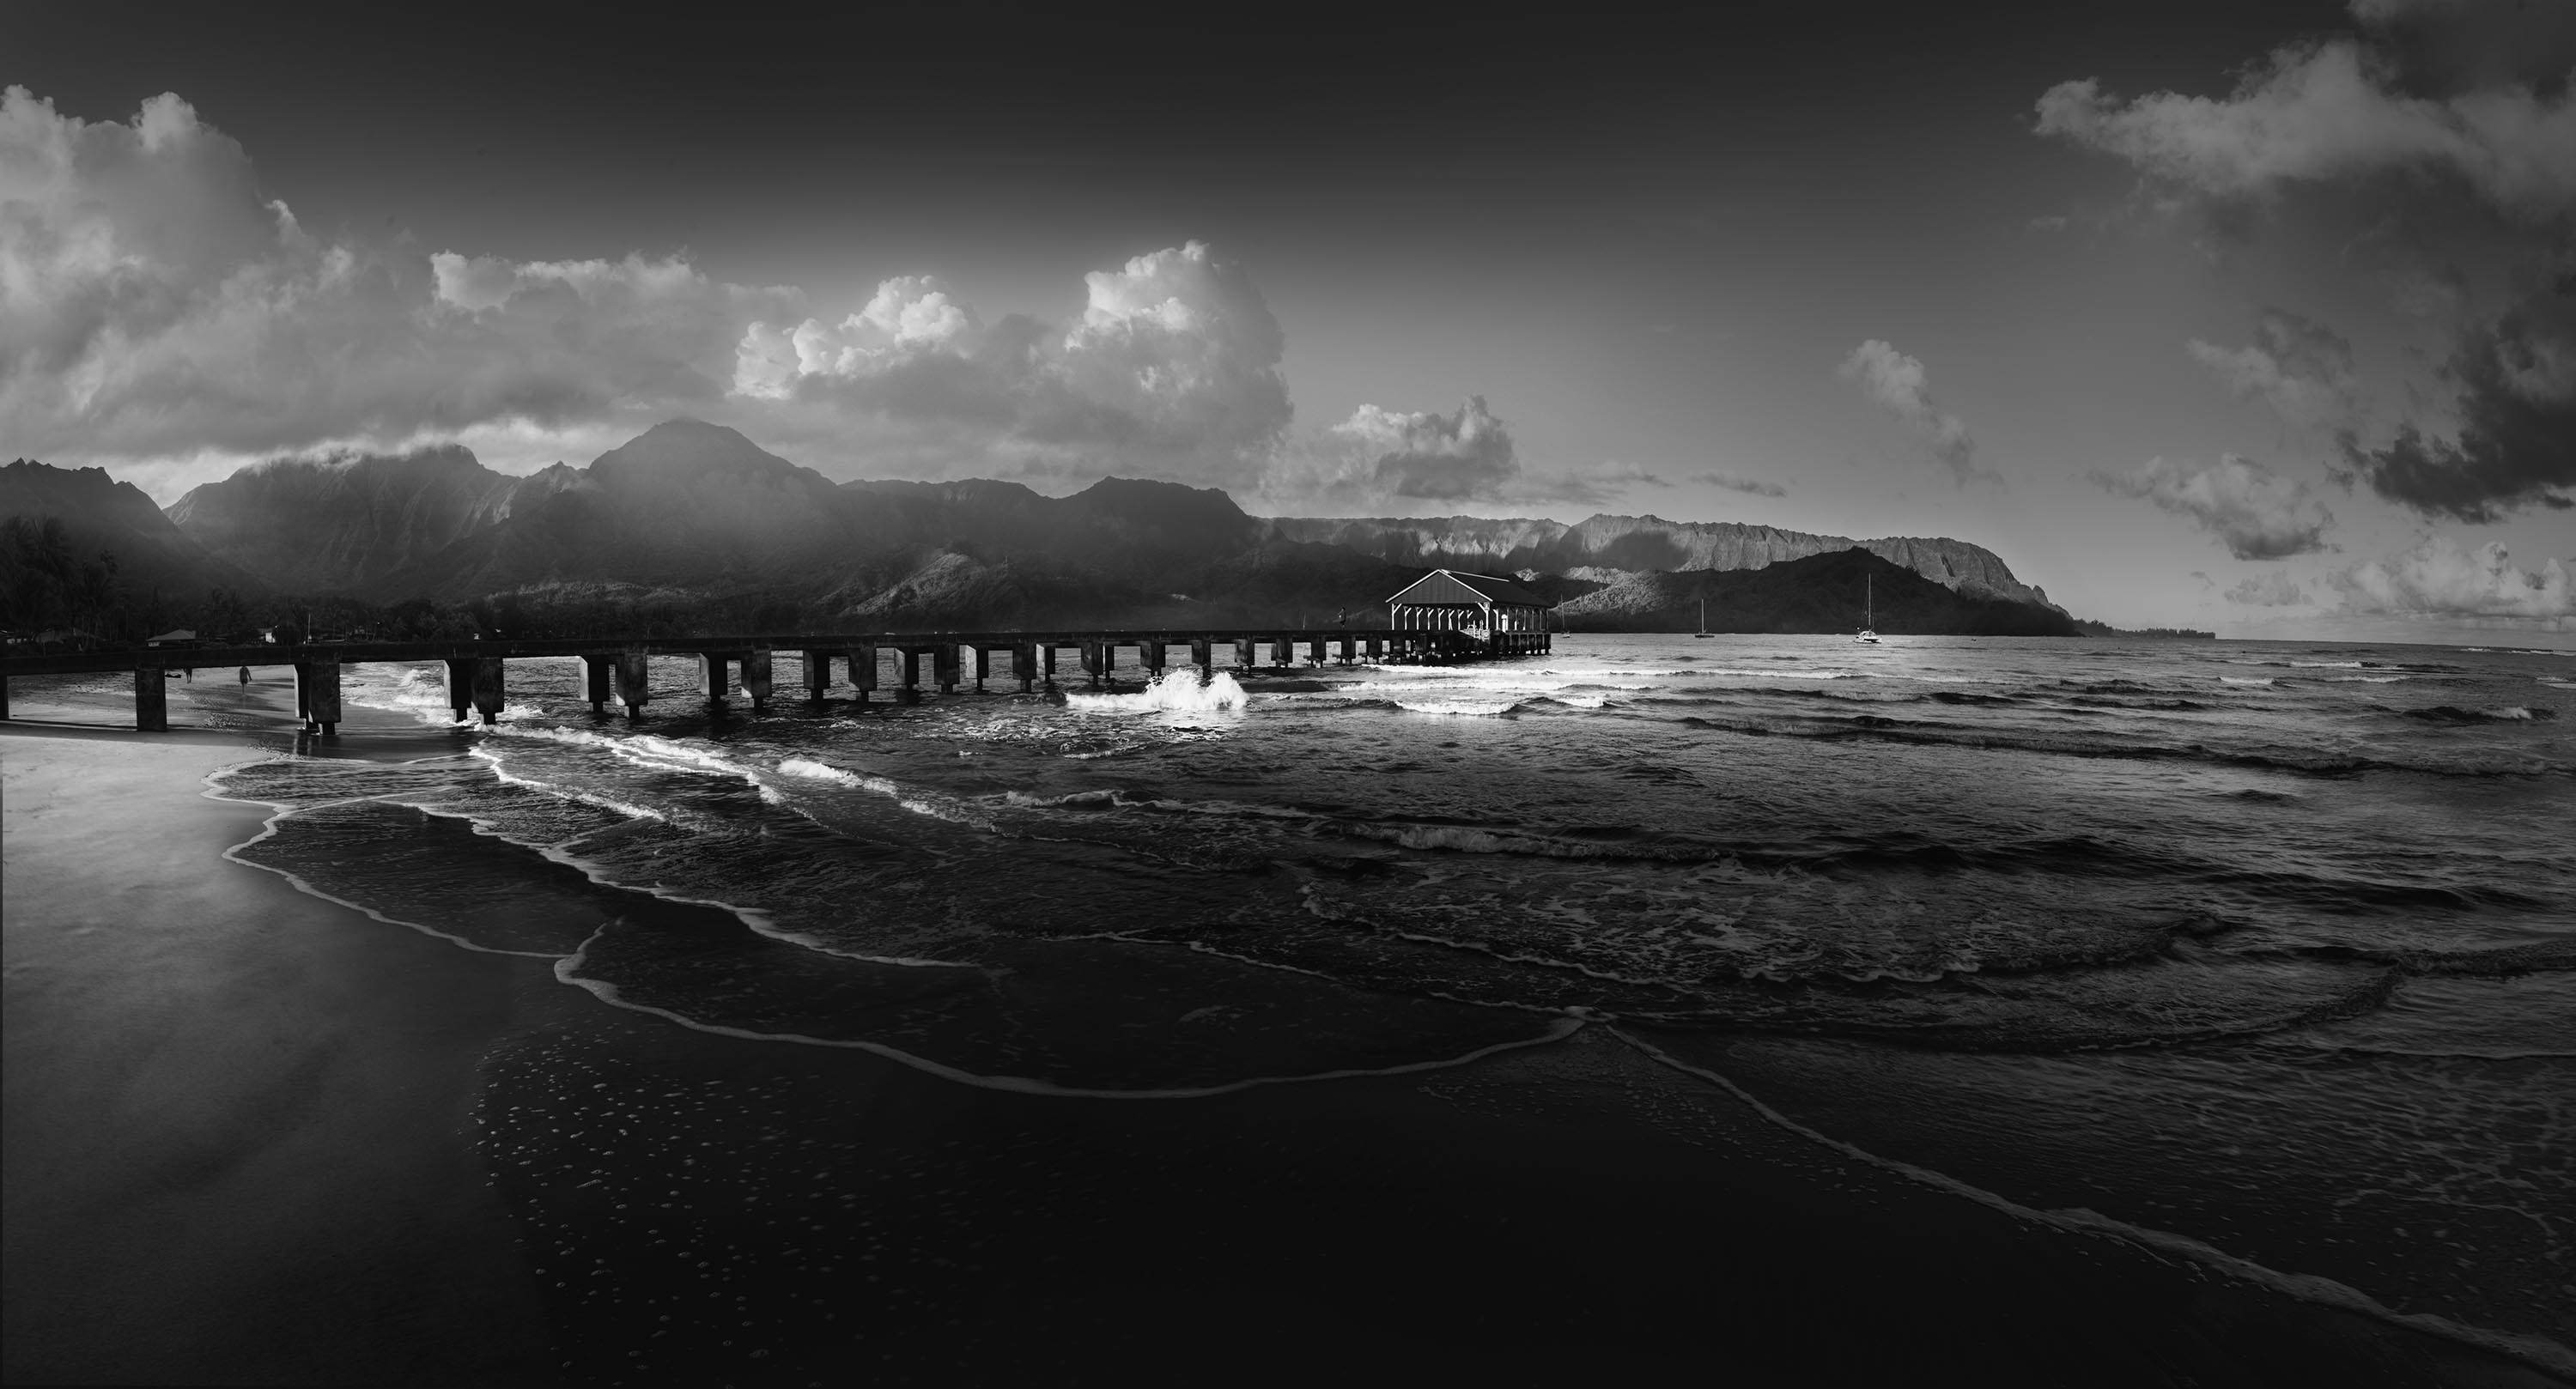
left=1555, top=548, right=2082, bottom=636
left=1265, top=514, right=2057, bottom=610
left=166, top=445, right=558, bottom=591
left=3, top=459, right=263, bottom=598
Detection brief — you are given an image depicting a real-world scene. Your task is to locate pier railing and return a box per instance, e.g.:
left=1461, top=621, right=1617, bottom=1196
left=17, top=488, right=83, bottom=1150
left=0, top=626, right=1552, bottom=732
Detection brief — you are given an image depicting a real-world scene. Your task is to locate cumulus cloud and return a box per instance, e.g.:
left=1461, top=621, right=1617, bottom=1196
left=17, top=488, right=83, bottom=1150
left=0, top=87, right=1304, bottom=494
left=1692, top=470, right=1789, bottom=498
left=2225, top=570, right=2312, bottom=606
left=0, top=87, right=793, bottom=479
left=2335, top=277, right=2576, bottom=520
left=2187, top=308, right=2369, bottom=431
left=1335, top=396, right=1520, bottom=500
left=1838, top=340, right=1997, bottom=486
left=2330, top=536, right=2572, bottom=618
left=2033, top=37, right=2576, bottom=220
left=1247, top=397, right=1664, bottom=513
left=2091, top=454, right=2338, bottom=559
left=732, top=240, right=1291, bottom=484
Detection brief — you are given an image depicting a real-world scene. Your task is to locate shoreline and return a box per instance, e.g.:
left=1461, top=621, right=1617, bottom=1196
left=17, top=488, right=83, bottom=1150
left=4, top=677, right=2567, bottom=1385
left=2, top=713, right=562, bottom=1386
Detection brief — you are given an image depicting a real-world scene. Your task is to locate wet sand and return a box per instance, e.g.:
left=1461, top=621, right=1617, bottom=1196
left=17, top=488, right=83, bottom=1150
left=3, top=710, right=557, bottom=1386
left=3, top=679, right=2565, bottom=1386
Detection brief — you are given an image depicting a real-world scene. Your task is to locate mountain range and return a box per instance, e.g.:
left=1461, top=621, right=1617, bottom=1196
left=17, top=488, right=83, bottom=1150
left=5, top=420, right=2082, bottom=635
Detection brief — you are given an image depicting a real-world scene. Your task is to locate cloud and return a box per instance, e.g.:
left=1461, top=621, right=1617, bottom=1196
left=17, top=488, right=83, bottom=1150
left=2224, top=570, right=2312, bottom=606
left=2033, top=37, right=2576, bottom=220
left=2187, top=308, right=2369, bottom=430
left=2090, top=454, right=2338, bottom=559
left=0, top=87, right=789, bottom=478
left=733, top=240, right=1291, bottom=485
left=2334, top=277, right=2576, bottom=520
left=1691, top=470, right=1788, bottom=498
left=2330, top=536, right=2572, bottom=618
left=1337, top=396, right=1520, bottom=500
left=0, top=88, right=1300, bottom=494
left=2190, top=570, right=2215, bottom=589
left=1837, top=340, right=1997, bottom=486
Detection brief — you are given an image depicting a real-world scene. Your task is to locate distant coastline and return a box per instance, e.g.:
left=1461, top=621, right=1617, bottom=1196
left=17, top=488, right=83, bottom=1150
left=2072, top=620, right=2217, bottom=639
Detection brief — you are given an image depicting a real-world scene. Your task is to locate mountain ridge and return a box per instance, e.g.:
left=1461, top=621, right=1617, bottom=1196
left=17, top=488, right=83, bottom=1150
left=5, top=422, right=2079, bottom=636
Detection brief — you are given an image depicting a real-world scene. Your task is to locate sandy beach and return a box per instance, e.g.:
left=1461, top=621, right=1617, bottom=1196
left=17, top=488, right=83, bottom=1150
left=3, top=681, right=2564, bottom=1387
left=2, top=706, right=559, bottom=1386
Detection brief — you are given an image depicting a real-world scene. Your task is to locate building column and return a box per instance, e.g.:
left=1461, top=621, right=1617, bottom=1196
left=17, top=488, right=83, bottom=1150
left=972, top=646, right=992, bottom=693
left=801, top=649, right=833, bottom=701
left=1012, top=643, right=1037, bottom=693
left=1040, top=643, right=1059, bottom=691
left=933, top=645, right=960, bottom=695
left=1142, top=640, right=1165, bottom=676
left=896, top=649, right=922, bottom=704
left=699, top=652, right=731, bottom=706
left=1190, top=637, right=1212, bottom=677
left=743, top=649, right=774, bottom=711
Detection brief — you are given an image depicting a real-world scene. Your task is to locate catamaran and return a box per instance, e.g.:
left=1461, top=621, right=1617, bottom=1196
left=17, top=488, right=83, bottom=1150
left=1855, top=575, right=1880, bottom=644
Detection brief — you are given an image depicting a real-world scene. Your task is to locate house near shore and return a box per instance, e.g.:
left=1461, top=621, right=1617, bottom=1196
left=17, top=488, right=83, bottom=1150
left=1385, top=569, right=1554, bottom=634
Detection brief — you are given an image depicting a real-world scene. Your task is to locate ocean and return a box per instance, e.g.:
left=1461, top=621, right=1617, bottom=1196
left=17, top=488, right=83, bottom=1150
left=69, top=633, right=2576, bottom=1365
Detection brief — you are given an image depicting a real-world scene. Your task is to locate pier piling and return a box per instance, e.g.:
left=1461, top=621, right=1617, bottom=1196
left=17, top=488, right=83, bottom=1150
left=300, top=657, right=341, bottom=734
left=581, top=653, right=614, bottom=714
left=617, top=649, right=651, bottom=719
left=445, top=658, right=473, bottom=721
left=135, top=664, right=167, bottom=731
left=12, top=623, right=1560, bottom=735
left=850, top=646, right=877, bottom=706
left=471, top=657, right=506, bottom=725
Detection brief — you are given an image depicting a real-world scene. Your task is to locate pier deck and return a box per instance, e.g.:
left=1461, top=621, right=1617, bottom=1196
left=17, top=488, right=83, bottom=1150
left=0, top=626, right=1552, bottom=732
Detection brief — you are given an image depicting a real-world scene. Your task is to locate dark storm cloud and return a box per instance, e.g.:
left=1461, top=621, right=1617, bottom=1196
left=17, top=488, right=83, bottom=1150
left=2336, top=276, right=2576, bottom=521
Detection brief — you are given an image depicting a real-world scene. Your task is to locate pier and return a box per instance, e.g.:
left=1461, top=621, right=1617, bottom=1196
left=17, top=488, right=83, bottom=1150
left=0, top=626, right=1551, bottom=733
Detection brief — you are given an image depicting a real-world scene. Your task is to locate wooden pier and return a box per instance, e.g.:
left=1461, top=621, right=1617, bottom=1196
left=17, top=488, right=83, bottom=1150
left=0, top=626, right=1552, bottom=733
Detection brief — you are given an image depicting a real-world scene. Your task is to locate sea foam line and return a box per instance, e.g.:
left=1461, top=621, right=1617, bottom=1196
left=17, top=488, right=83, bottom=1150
left=554, top=927, right=1586, bottom=1099
left=200, top=761, right=565, bottom=961
left=1604, top=1026, right=2576, bottom=1379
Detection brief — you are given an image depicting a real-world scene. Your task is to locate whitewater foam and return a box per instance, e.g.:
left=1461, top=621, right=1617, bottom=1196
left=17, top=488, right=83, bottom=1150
left=1066, top=670, right=1249, bottom=714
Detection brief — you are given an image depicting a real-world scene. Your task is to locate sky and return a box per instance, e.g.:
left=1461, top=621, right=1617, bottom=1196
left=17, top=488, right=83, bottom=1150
left=3, top=3, right=2570, bottom=640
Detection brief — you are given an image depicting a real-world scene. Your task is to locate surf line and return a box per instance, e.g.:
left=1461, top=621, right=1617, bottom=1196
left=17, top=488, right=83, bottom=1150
left=201, top=761, right=566, bottom=961
left=552, top=926, right=1586, bottom=1100
left=1602, top=1025, right=2576, bottom=1379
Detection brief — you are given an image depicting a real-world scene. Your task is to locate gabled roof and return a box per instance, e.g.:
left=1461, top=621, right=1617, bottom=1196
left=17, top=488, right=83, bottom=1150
left=1384, top=568, right=1552, bottom=609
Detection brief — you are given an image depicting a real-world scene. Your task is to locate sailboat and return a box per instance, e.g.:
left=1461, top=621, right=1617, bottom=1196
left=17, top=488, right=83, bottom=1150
left=1695, top=597, right=1715, bottom=638
left=1855, top=575, right=1881, bottom=644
